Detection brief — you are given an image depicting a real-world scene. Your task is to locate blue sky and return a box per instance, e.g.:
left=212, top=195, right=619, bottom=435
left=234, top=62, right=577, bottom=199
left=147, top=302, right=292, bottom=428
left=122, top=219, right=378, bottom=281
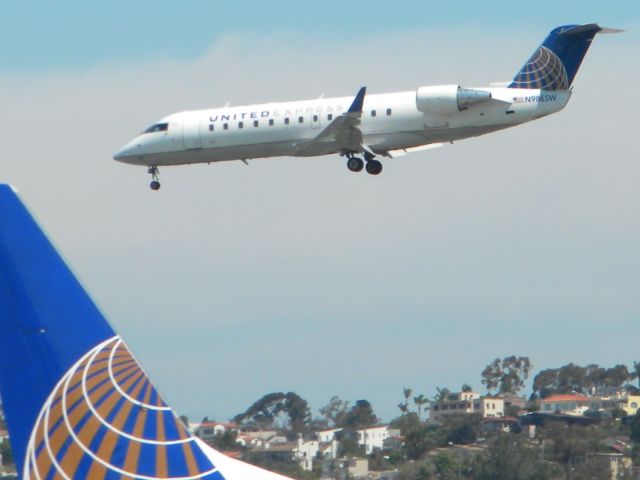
left=1, top=1, right=637, bottom=71
left=0, top=2, right=639, bottom=423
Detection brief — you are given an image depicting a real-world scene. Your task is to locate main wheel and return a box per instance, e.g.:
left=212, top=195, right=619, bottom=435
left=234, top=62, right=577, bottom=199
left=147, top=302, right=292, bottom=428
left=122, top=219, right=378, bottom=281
left=150, top=180, right=161, bottom=190
left=347, top=157, right=364, bottom=172
left=366, top=160, right=383, bottom=175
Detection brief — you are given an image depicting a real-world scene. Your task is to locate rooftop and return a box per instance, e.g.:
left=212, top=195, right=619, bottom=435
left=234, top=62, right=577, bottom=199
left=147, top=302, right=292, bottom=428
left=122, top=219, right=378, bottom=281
left=540, top=394, right=589, bottom=403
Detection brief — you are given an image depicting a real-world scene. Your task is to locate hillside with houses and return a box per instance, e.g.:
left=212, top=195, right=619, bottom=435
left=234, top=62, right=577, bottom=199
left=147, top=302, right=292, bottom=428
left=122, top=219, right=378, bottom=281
left=1, top=357, right=640, bottom=479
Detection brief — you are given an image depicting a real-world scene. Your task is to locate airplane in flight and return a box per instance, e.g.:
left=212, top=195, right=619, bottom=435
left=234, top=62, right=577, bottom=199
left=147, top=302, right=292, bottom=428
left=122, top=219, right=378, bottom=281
left=0, top=183, right=292, bottom=479
left=114, top=23, right=619, bottom=190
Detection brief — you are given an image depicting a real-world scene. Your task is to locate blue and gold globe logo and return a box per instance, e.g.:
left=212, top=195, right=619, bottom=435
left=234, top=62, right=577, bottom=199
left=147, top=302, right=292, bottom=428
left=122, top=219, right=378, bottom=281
left=24, top=337, right=224, bottom=479
left=511, top=46, right=569, bottom=90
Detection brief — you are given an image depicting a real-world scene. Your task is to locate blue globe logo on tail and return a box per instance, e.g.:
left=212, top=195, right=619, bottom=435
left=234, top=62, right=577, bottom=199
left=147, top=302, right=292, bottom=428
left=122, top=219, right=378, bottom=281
left=24, top=336, right=224, bottom=479
left=509, top=46, right=569, bottom=90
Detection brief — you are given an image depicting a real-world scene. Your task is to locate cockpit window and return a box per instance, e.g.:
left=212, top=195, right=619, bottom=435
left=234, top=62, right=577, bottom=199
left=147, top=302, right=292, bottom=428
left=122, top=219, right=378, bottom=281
left=143, top=123, right=169, bottom=134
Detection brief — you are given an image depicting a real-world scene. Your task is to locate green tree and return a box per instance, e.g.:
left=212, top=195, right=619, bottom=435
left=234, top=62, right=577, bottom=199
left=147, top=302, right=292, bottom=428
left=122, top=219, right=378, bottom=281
left=234, top=392, right=311, bottom=433
left=533, top=363, right=635, bottom=398
left=336, top=435, right=365, bottom=458
left=390, top=412, right=421, bottom=436
left=541, top=422, right=606, bottom=466
left=341, top=399, right=378, bottom=430
left=432, top=451, right=464, bottom=479
left=441, top=414, right=482, bottom=445
left=460, top=383, right=473, bottom=392
left=476, top=434, right=552, bottom=480
left=404, top=425, right=441, bottom=460
left=567, top=455, right=612, bottom=480
left=319, top=396, right=349, bottom=428
left=413, top=394, right=428, bottom=420
left=481, top=356, right=532, bottom=395
left=630, top=411, right=640, bottom=443
left=209, top=430, right=242, bottom=451
left=434, top=387, right=450, bottom=402
left=400, top=387, right=413, bottom=415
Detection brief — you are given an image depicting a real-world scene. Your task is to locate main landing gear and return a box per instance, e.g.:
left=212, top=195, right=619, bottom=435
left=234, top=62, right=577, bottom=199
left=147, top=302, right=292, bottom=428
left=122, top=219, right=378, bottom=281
left=346, top=152, right=382, bottom=175
left=148, top=166, right=160, bottom=190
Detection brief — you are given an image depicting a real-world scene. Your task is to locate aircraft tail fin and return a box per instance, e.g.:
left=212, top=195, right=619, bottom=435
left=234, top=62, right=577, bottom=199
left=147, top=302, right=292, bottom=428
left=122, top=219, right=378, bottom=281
left=509, top=23, right=619, bottom=90
left=0, top=184, right=290, bottom=480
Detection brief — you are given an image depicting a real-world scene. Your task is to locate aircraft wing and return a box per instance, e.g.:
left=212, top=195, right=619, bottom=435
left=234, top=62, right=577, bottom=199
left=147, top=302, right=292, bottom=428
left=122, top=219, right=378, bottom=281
left=295, top=86, right=368, bottom=156
left=384, top=143, right=444, bottom=158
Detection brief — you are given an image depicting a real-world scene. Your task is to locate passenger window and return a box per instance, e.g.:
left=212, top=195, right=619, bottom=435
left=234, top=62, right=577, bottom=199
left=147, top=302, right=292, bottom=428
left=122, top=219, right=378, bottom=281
left=386, top=108, right=392, bottom=116
left=298, top=116, right=304, bottom=123
left=238, top=122, right=244, bottom=129
left=223, top=123, right=228, bottom=130
left=328, top=114, right=333, bottom=121
left=285, top=118, right=290, bottom=125
left=313, top=114, right=318, bottom=122
left=269, top=119, right=274, bottom=126
left=209, top=124, right=214, bottom=131
left=371, top=110, right=377, bottom=117
left=254, top=120, right=259, bottom=127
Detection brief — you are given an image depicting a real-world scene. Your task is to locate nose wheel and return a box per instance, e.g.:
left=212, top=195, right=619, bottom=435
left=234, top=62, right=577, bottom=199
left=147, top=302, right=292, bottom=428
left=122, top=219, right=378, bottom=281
left=148, top=166, right=160, bottom=190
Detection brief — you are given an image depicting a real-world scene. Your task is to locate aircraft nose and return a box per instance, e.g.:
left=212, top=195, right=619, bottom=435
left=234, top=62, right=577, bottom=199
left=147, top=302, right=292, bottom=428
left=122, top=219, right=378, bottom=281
left=112, top=148, right=128, bottom=161
left=113, top=140, right=143, bottom=163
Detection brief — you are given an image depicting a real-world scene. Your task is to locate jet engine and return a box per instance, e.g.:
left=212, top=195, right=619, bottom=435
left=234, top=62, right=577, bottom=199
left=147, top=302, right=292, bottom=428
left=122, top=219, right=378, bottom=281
left=416, top=85, right=491, bottom=115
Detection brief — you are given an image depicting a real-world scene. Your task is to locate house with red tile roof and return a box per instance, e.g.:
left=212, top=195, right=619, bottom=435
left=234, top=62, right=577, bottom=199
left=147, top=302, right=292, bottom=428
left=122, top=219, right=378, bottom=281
left=539, top=394, right=589, bottom=415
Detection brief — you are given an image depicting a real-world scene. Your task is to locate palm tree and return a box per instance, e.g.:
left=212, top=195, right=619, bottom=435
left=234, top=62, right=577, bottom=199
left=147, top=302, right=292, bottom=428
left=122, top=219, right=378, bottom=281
left=434, top=387, right=450, bottom=402
left=413, top=394, right=428, bottom=419
left=401, top=387, right=413, bottom=415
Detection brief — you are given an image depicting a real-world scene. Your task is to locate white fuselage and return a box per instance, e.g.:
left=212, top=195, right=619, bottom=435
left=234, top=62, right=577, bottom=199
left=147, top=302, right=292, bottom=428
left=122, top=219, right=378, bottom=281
left=113, top=86, right=570, bottom=167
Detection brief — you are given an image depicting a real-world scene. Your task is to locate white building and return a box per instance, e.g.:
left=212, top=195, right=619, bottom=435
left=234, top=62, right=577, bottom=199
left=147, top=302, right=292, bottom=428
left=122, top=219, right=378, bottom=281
left=357, top=426, right=400, bottom=455
left=429, top=392, right=504, bottom=422
left=193, top=422, right=239, bottom=442
left=249, top=437, right=319, bottom=471
left=317, top=428, right=342, bottom=442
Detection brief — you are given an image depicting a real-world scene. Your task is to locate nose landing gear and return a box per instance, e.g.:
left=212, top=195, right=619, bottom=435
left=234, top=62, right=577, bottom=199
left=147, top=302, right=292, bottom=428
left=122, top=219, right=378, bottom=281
left=148, top=166, right=160, bottom=190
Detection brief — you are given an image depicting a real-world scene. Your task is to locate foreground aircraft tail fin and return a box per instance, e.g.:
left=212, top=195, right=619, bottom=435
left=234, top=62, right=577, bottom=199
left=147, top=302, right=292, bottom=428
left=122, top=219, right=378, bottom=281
left=509, top=23, right=619, bottom=90
left=0, top=184, right=291, bottom=480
